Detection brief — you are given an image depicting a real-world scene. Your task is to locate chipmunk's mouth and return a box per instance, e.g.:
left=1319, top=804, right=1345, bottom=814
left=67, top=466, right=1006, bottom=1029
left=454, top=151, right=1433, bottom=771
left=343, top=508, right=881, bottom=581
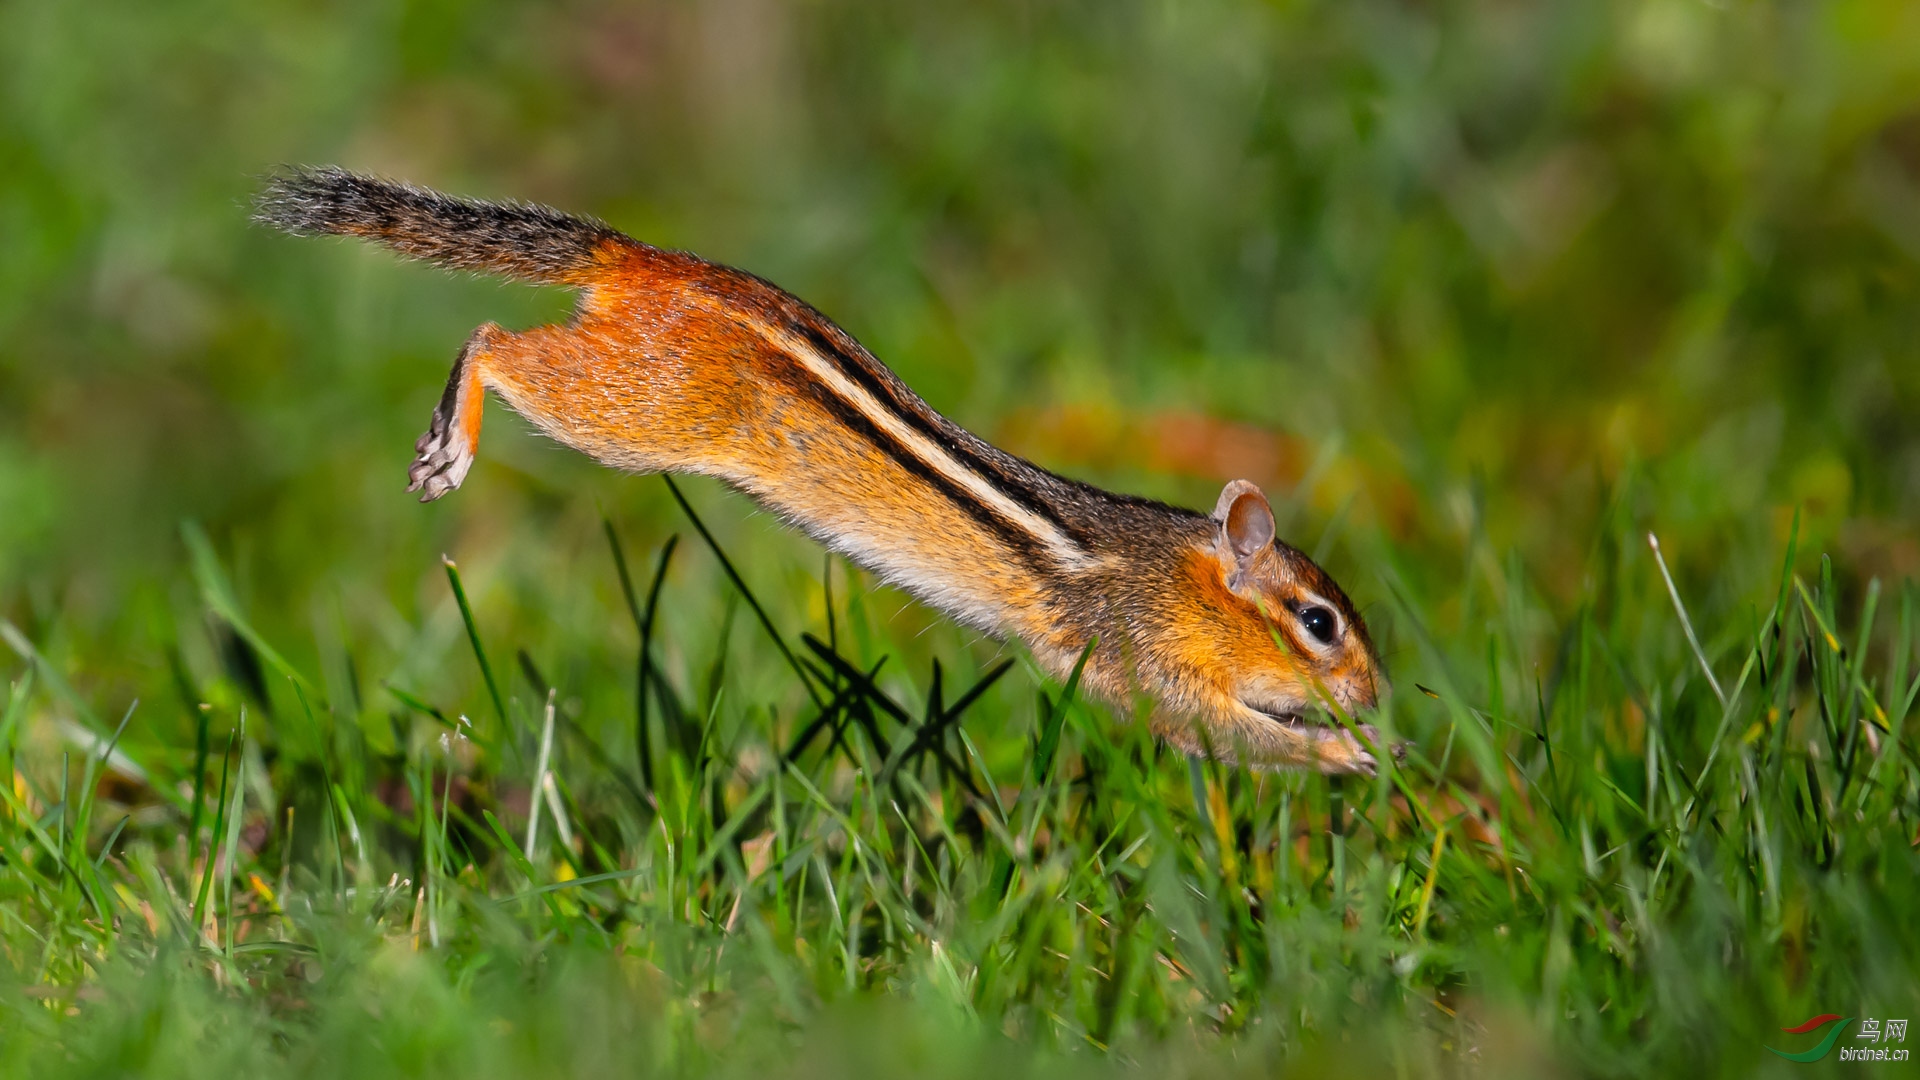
left=1247, top=701, right=1407, bottom=767
left=1244, top=702, right=1319, bottom=732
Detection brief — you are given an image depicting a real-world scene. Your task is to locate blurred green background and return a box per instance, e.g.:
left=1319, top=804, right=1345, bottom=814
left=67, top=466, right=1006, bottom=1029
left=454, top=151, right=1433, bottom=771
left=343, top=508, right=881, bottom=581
left=4, top=2, right=1920, bottom=1075
left=5, top=0, right=1919, bottom=674
left=6, top=0, right=1920, bottom=686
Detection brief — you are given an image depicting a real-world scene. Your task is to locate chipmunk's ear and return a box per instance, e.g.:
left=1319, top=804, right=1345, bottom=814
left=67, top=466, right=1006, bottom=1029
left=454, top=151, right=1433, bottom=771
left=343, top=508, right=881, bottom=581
left=1213, top=479, right=1275, bottom=564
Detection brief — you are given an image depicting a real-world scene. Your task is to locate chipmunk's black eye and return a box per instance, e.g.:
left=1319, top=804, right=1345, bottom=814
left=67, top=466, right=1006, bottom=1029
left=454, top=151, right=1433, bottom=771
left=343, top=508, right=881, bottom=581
left=1300, top=605, right=1338, bottom=645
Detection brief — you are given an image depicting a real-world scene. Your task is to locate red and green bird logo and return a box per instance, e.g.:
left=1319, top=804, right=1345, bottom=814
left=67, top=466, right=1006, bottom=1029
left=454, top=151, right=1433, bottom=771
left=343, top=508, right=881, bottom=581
left=1766, top=1014, right=1853, bottom=1062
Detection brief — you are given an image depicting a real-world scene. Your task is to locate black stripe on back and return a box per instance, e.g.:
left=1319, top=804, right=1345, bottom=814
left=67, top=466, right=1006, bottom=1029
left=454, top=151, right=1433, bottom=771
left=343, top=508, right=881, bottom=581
left=787, top=367, right=1055, bottom=574
left=789, top=320, right=1095, bottom=549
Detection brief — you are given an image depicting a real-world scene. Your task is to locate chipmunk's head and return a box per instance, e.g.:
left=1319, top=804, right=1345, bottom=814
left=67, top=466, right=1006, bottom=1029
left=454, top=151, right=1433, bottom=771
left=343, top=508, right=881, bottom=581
left=1158, top=479, right=1388, bottom=774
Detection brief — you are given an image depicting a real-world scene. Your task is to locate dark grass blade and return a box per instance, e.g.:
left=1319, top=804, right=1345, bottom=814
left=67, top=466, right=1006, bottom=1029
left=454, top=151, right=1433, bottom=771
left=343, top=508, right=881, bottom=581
left=182, top=522, right=320, bottom=702
left=606, top=521, right=679, bottom=793
left=800, top=635, right=910, bottom=724
left=384, top=683, right=451, bottom=727
left=663, top=476, right=822, bottom=705
left=799, top=635, right=902, bottom=761
left=876, top=658, right=1008, bottom=798
left=636, top=537, right=678, bottom=781
left=783, top=667, right=879, bottom=763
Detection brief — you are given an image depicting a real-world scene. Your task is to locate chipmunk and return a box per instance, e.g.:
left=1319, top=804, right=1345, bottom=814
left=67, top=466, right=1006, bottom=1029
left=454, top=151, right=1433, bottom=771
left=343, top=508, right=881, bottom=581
left=256, top=167, right=1388, bottom=774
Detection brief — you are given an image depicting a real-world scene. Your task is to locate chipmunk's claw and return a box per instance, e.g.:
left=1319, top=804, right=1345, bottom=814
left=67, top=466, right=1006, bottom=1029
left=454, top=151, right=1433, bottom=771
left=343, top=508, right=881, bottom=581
left=1346, top=723, right=1412, bottom=776
left=1348, top=741, right=1379, bottom=777
left=1321, top=722, right=1413, bottom=777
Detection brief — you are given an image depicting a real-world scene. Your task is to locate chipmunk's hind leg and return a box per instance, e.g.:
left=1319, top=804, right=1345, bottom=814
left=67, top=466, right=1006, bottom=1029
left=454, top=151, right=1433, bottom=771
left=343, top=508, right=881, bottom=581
left=408, top=323, right=499, bottom=502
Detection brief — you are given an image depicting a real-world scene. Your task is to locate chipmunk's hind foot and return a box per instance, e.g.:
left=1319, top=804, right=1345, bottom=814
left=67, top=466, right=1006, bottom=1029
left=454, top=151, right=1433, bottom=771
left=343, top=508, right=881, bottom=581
left=407, top=325, right=496, bottom=502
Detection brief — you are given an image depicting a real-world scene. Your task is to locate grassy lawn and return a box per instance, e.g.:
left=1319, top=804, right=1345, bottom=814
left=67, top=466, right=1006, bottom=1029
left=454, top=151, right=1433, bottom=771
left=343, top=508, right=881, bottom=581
left=2, top=1, right=1918, bottom=1076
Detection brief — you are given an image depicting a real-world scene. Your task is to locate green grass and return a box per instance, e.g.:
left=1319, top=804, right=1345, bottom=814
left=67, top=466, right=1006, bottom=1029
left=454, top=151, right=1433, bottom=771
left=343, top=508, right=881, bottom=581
left=0, top=486, right=1915, bottom=1077
left=4, top=0, right=1920, bottom=1075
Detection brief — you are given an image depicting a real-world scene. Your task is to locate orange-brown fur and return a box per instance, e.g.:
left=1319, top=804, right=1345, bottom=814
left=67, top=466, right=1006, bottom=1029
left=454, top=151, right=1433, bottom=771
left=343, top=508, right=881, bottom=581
left=257, top=168, right=1390, bottom=774
left=467, top=245, right=1062, bottom=638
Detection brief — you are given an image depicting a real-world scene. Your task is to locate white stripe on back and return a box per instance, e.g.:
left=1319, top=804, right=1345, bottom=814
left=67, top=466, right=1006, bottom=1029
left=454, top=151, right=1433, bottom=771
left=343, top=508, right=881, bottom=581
left=766, top=325, right=1092, bottom=569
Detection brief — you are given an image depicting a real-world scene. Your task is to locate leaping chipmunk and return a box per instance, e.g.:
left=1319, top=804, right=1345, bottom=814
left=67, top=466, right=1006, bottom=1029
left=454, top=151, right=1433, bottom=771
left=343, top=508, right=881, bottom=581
left=256, top=167, right=1388, bottom=774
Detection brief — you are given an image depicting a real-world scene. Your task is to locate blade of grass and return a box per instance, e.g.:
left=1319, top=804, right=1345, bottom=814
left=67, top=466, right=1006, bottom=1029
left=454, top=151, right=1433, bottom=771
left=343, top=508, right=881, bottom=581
left=606, top=521, right=678, bottom=794
left=1647, top=533, right=1726, bottom=707
left=1033, top=638, right=1096, bottom=787
left=1414, top=825, right=1448, bottom=938
left=186, top=701, right=211, bottom=872
left=192, top=730, right=236, bottom=941
left=1793, top=577, right=1892, bottom=734
left=525, top=689, right=557, bottom=862
left=182, top=523, right=321, bottom=700
left=71, top=699, right=135, bottom=853
left=220, top=721, right=247, bottom=956
left=663, top=476, right=822, bottom=706
left=442, top=555, right=511, bottom=736
left=1, top=621, right=109, bottom=737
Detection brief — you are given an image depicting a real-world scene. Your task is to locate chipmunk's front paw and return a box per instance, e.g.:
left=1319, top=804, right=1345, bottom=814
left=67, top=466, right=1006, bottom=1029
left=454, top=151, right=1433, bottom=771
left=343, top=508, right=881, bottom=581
left=1334, top=733, right=1378, bottom=777
left=1322, top=723, right=1409, bottom=777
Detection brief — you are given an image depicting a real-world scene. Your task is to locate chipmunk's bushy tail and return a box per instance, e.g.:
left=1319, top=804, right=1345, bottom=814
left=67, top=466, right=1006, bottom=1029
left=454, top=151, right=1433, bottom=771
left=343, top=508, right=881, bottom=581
left=254, top=166, right=630, bottom=286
